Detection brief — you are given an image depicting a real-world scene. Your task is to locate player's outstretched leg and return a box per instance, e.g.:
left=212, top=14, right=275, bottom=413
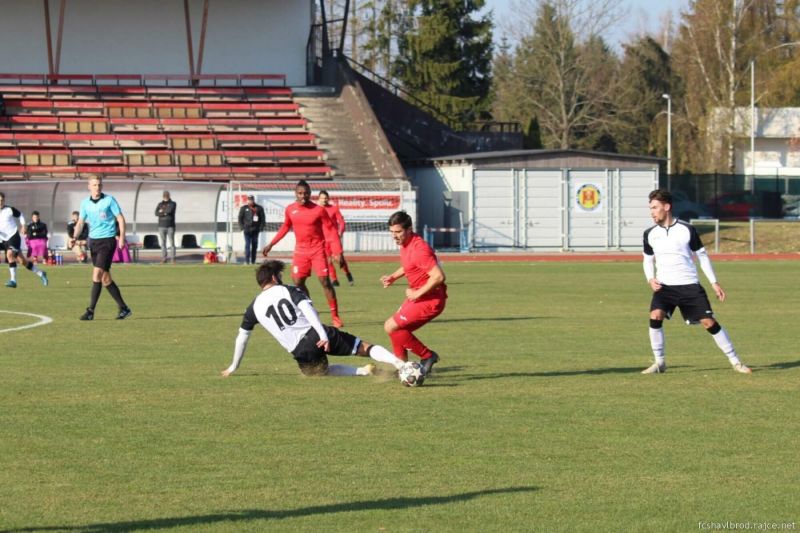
left=707, top=322, right=751, bottom=374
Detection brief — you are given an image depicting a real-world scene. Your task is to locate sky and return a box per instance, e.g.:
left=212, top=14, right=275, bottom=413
left=485, top=0, right=690, bottom=49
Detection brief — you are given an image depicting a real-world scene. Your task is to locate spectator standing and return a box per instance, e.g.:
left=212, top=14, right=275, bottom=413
left=67, top=211, right=88, bottom=263
left=238, top=194, right=265, bottom=265
left=25, top=211, right=49, bottom=263
left=155, top=190, right=176, bottom=264
left=69, top=175, right=132, bottom=320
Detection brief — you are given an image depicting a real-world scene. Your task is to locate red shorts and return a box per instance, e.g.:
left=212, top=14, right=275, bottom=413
left=292, top=249, right=329, bottom=278
left=392, top=297, right=446, bottom=332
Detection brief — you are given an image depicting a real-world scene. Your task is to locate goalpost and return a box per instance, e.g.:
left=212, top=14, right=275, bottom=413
left=224, top=179, right=416, bottom=261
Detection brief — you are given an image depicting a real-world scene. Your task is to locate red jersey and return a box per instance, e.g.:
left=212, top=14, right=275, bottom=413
left=400, top=232, right=447, bottom=300
left=270, top=201, right=342, bottom=255
left=322, top=204, right=346, bottom=236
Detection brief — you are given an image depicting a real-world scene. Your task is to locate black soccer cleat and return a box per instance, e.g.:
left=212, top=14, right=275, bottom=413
left=79, top=308, right=94, bottom=321
left=346, top=272, right=354, bottom=285
left=117, top=307, right=133, bottom=320
left=421, top=352, right=440, bottom=375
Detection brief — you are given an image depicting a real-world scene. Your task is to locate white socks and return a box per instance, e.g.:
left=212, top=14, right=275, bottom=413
left=649, top=327, right=665, bottom=366
left=368, top=345, right=404, bottom=370
left=712, top=328, right=741, bottom=366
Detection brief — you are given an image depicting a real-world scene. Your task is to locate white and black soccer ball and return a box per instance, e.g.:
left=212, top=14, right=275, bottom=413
left=398, top=361, right=425, bottom=387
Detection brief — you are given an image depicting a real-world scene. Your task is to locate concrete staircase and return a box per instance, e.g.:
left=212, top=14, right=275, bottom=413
left=295, top=94, right=380, bottom=179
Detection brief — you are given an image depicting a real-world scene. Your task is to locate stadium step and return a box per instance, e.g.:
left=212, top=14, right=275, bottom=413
left=294, top=95, right=380, bottom=179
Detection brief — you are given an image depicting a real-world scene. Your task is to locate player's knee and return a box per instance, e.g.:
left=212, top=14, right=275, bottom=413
left=384, top=319, right=397, bottom=334
left=706, top=321, right=721, bottom=334
left=649, top=319, right=663, bottom=329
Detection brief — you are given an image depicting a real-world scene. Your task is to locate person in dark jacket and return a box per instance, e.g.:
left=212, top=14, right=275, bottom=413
left=155, top=191, right=177, bottom=264
left=238, top=194, right=266, bottom=265
left=26, top=211, right=49, bottom=262
left=67, top=210, right=89, bottom=263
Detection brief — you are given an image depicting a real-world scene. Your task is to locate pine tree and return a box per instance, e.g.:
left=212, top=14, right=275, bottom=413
left=393, top=0, right=493, bottom=128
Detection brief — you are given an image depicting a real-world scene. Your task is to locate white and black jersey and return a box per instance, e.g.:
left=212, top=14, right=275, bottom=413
left=240, top=284, right=324, bottom=353
left=0, top=206, right=24, bottom=242
left=643, top=219, right=717, bottom=286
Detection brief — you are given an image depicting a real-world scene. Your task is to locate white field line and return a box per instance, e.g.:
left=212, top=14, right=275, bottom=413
left=0, top=310, right=54, bottom=333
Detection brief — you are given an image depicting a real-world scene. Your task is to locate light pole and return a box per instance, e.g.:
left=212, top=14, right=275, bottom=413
left=662, top=93, right=672, bottom=189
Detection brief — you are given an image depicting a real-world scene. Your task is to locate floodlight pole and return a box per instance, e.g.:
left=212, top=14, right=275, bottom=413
left=750, top=59, right=756, bottom=187
left=662, top=94, right=672, bottom=189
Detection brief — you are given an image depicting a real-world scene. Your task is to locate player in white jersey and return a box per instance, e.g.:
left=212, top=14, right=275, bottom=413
left=0, top=192, right=48, bottom=289
left=642, top=189, right=751, bottom=374
left=222, top=260, right=403, bottom=377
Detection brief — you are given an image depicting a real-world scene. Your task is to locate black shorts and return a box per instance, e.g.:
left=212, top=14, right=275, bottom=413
left=0, top=233, right=22, bottom=254
left=650, top=283, right=715, bottom=323
left=291, top=325, right=361, bottom=375
left=89, top=237, right=117, bottom=271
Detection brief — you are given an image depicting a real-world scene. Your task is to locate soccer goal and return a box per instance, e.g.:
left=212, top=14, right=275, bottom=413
left=225, top=179, right=416, bottom=257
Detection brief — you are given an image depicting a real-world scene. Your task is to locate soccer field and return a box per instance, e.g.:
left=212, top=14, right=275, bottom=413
left=1, top=260, right=798, bottom=532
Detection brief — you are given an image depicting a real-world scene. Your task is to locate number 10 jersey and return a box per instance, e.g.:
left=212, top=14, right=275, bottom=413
left=241, top=284, right=316, bottom=353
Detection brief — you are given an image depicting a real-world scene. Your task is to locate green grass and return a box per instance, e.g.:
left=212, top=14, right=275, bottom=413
left=1, top=261, right=798, bottom=532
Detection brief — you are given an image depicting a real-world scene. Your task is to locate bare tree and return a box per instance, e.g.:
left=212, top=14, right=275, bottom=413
left=499, top=0, right=627, bottom=149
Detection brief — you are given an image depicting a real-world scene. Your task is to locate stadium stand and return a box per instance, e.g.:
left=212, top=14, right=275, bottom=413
left=0, top=74, right=332, bottom=181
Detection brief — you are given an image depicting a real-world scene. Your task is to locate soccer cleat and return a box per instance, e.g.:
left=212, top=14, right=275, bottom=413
left=641, top=362, right=666, bottom=374
left=332, top=279, right=340, bottom=287
left=346, top=272, right=354, bottom=286
left=733, top=363, right=752, bottom=374
left=358, top=363, right=376, bottom=376
left=331, top=315, right=344, bottom=328
left=421, top=352, right=440, bottom=375
left=79, top=308, right=94, bottom=321
left=117, top=307, right=133, bottom=320
left=5, top=280, right=16, bottom=288
left=40, top=272, right=48, bottom=286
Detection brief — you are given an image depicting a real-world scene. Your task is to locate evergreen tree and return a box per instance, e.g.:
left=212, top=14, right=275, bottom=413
left=612, top=37, right=673, bottom=157
left=393, top=0, right=493, bottom=128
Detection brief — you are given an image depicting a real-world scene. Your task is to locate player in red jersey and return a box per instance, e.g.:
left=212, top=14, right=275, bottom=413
left=380, top=210, right=447, bottom=375
left=262, top=180, right=345, bottom=327
left=317, top=190, right=354, bottom=287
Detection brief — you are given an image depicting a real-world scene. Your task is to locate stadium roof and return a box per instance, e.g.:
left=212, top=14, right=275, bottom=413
left=428, top=149, right=665, bottom=163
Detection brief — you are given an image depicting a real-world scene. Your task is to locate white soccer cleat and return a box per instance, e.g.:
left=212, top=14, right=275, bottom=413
left=641, top=362, right=666, bottom=374
left=357, top=363, right=376, bottom=376
left=733, top=363, right=752, bottom=374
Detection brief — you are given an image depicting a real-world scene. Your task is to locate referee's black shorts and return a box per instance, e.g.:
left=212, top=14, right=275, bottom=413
left=291, top=326, right=361, bottom=376
left=89, top=237, right=117, bottom=271
left=650, top=283, right=715, bottom=323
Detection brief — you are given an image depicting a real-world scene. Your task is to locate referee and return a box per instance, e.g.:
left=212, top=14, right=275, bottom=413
left=69, top=175, right=132, bottom=320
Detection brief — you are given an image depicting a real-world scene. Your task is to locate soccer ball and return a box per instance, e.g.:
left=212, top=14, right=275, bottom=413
left=398, top=361, right=425, bottom=387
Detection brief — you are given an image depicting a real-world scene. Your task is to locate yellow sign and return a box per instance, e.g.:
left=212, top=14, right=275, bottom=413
left=576, top=184, right=602, bottom=212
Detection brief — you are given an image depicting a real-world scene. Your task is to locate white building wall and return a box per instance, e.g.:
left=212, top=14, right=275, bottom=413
left=0, top=0, right=310, bottom=86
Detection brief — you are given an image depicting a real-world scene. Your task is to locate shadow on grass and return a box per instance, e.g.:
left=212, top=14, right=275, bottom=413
left=4, top=486, right=538, bottom=532
left=434, top=316, right=550, bottom=324
left=755, top=359, right=800, bottom=370
left=135, top=313, right=243, bottom=320
left=453, top=366, right=690, bottom=380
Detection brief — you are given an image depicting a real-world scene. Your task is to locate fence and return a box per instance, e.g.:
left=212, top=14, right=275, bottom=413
left=663, top=173, right=800, bottom=219
left=0, top=179, right=415, bottom=260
